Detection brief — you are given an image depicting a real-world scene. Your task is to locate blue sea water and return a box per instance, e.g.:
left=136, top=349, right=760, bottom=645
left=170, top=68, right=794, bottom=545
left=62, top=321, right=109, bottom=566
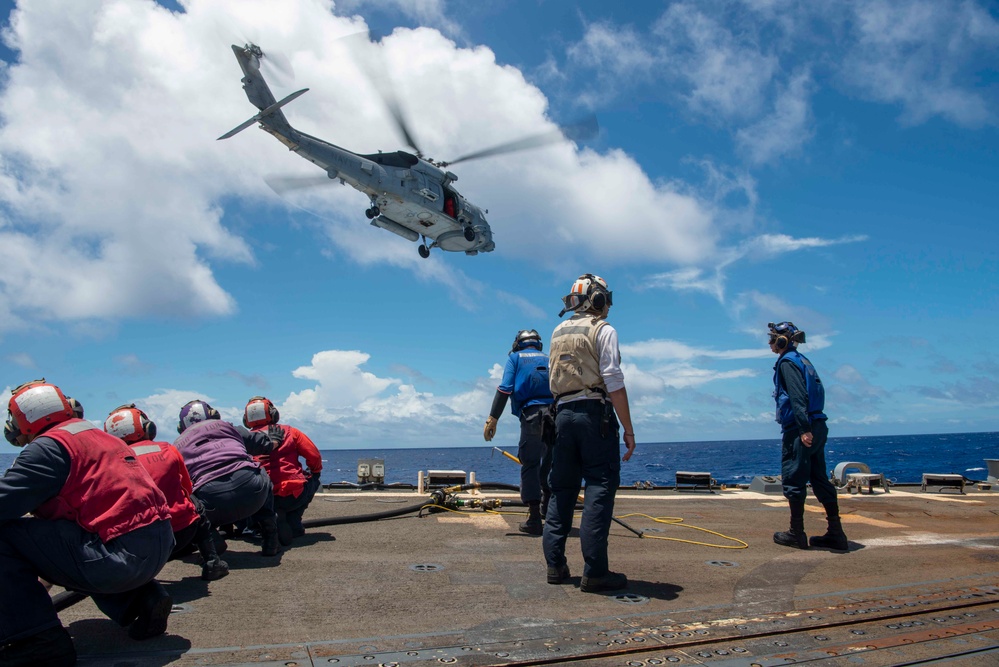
left=8, top=432, right=989, bottom=487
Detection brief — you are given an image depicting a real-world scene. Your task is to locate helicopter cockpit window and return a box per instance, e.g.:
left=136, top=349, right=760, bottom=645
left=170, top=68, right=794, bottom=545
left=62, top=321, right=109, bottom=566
left=360, top=151, right=420, bottom=168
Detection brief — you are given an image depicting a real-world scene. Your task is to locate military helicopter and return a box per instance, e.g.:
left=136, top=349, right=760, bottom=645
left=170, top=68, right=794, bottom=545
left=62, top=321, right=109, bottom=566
left=219, top=42, right=594, bottom=258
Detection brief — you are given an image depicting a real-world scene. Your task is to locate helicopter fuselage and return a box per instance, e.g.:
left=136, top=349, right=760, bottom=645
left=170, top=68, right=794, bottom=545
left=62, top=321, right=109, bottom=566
left=221, top=44, right=494, bottom=256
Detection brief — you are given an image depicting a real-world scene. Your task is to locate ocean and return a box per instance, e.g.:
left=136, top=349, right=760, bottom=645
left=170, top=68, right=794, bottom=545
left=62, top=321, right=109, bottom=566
left=3, top=432, right=996, bottom=487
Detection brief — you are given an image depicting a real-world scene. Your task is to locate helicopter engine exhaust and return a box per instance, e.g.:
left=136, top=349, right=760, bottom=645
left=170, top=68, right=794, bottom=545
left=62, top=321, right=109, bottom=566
left=370, top=216, right=419, bottom=242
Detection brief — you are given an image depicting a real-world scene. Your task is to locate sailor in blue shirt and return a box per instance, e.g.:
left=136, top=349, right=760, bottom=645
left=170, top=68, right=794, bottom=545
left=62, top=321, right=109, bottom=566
left=483, top=329, right=554, bottom=535
left=769, top=321, right=848, bottom=551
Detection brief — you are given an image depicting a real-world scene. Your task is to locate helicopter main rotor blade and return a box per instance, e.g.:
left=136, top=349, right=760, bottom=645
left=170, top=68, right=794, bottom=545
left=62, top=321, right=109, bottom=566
left=342, top=32, right=425, bottom=157
left=264, top=174, right=337, bottom=194
left=442, top=115, right=599, bottom=167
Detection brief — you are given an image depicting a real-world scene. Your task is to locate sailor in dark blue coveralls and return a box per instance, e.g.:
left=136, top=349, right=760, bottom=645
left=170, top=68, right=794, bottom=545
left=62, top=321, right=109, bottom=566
left=543, top=275, right=637, bottom=593
left=769, top=322, right=849, bottom=551
left=483, top=329, right=554, bottom=535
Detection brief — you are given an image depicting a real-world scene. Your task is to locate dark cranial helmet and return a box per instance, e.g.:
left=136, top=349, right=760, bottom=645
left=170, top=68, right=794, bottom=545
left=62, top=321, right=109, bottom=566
left=768, top=321, right=806, bottom=348
left=177, top=400, right=221, bottom=434
left=511, top=329, right=542, bottom=353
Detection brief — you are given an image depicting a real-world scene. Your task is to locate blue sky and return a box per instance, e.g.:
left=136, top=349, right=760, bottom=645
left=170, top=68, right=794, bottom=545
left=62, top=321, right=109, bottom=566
left=1, top=0, right=997, bottom=454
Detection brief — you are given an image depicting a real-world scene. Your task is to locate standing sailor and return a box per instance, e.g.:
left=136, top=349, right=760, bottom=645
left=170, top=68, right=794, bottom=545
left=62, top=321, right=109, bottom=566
left=543, top=275, right=636, bottom=593
left=769, top=321, right=848, bottom=551
left=483, top=329, right=555, bottom=535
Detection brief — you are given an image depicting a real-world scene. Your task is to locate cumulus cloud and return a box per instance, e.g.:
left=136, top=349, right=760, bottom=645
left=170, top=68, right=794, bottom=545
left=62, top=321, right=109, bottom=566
left=645, top=233, right=866, bottom=304
left=274, top=349, right=490, bottom=447
left=0, top=0, right=724, bottom=333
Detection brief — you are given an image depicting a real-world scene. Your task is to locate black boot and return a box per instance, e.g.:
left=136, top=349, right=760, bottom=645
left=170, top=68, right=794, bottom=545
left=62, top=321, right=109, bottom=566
left=125, top=580, right=172, bottom=640
left=810, top=516, right=849, bottom=550
left=518, top=501, right=543, bottom=535
left=275, top=511, right=293, bottom=546
left=773, top=499, right=808, bottom=549
left=0, top=625, right=76, bottom=667
left=197, top=530, right=229, bottom=581
left=259, top=516, right=280, bottom=557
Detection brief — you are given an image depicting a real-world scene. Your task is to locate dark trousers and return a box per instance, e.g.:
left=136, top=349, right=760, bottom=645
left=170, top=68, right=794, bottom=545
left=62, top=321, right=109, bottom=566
left=781, top=419, right=838, bottom=505
left=543, top=400, right=620, bottom=578
left=194, top=466, right=275, bottom=527
left=0, top=518, right=174, bottom=643
left=274, top=474, right=321, bottom=533
left=517, top=405, right=550, bottom=505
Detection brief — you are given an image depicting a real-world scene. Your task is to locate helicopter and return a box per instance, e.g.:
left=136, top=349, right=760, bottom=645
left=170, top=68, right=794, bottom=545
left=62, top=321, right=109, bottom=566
left=218, top=43, right=594, bottom=258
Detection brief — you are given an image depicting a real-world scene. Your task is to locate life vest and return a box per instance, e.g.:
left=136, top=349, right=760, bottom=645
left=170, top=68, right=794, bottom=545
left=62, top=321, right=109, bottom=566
left=251, top=424, right=322, bottom=497
left=33, top=419, right=171, bottom=542
left=507, top=349, right=554, bottom=416
left=773, top=349, right=827, bottom=431
left=173, top=419, right=258, bottom=490
left=549, top=314, right=609, bottom=401
left=129, top=440, right=201, bottom=533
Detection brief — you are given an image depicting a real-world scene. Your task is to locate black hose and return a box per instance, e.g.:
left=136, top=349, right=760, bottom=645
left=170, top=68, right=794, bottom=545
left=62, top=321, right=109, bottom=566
left=302, top=500, right=430, bottom=527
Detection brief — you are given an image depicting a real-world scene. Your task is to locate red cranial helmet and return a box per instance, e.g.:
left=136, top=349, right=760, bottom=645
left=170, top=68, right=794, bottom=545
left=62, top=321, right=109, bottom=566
left=104, top=404, right=157, bottom=444
left=243, top=396, right=280, bottom=429
left=5, top=380, right=74, bottom=445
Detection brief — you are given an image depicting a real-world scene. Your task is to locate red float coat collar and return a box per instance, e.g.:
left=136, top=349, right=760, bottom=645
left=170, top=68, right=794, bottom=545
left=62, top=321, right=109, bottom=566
left=34, top=419, right=171, bottom=542
left=129, top=440, right=200, bottom=533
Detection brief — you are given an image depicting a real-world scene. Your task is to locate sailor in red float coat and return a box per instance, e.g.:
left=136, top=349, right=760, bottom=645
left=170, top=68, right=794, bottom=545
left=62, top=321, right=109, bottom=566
left=3, top=390, right=177, bottom=666
left=129, top=441, right=200, bottom=533
left=251, top=423, right=323, bottom=545
left=254, top=424, right=323, bottom=498
left=126, top=439, right=229, bottom=582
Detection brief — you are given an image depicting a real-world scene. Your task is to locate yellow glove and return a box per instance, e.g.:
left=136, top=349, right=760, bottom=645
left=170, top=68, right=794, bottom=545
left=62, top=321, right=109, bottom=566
left=483, top=416, right=498, bottom=442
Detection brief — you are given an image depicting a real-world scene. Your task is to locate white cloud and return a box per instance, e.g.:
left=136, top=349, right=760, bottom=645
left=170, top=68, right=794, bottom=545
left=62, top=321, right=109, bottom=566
left=736, top=68, right=814, bottom=164
left=837, top=0, right=999, bottom=127
left=653, top=3, right=779, bottom=121
left=645, top=233, right=867, bottom=304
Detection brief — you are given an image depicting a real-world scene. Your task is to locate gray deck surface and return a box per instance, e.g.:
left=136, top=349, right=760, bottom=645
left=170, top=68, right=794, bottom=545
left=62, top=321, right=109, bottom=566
left=55, top=483, right=999, bottom=666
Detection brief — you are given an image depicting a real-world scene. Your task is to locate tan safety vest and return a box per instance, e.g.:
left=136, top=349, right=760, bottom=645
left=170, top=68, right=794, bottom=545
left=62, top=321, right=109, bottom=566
left=549, top=314, right=609, bottom=401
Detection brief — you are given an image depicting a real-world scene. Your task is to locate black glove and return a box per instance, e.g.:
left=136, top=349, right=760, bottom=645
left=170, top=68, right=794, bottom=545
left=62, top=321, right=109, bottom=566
left=267, top=424, right=285, bottom=448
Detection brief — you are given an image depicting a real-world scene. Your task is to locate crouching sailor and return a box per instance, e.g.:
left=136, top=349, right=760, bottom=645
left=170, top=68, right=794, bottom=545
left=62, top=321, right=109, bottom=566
left=769, top=322, right=849, bottom=551
left=104, top=404, right=229, bottom=581
left=174, top=400, right=280, bottom=556
left=243, top=396, right=323, bottom=546
left=1, top=381, right=175, bottom=667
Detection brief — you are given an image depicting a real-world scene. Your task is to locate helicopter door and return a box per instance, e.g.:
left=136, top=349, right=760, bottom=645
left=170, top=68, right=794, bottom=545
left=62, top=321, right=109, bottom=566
left=442, top=186, right=458, bottom=219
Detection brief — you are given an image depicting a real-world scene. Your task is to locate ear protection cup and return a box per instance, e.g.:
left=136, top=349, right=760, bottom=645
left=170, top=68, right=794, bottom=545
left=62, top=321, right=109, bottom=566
left=4, top=418, right=21, bottom=446
left=775, top=335, right=788, bottom=350
left=590, top=290, right=606, bottom=311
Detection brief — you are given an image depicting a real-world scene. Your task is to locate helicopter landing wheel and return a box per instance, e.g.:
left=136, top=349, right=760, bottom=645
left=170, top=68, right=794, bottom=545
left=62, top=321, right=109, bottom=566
left=365, top=206, right=380, bottom=219
left=418, top=244, right=430, bottom=259
left=463, top=227, right=475, bottom=242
